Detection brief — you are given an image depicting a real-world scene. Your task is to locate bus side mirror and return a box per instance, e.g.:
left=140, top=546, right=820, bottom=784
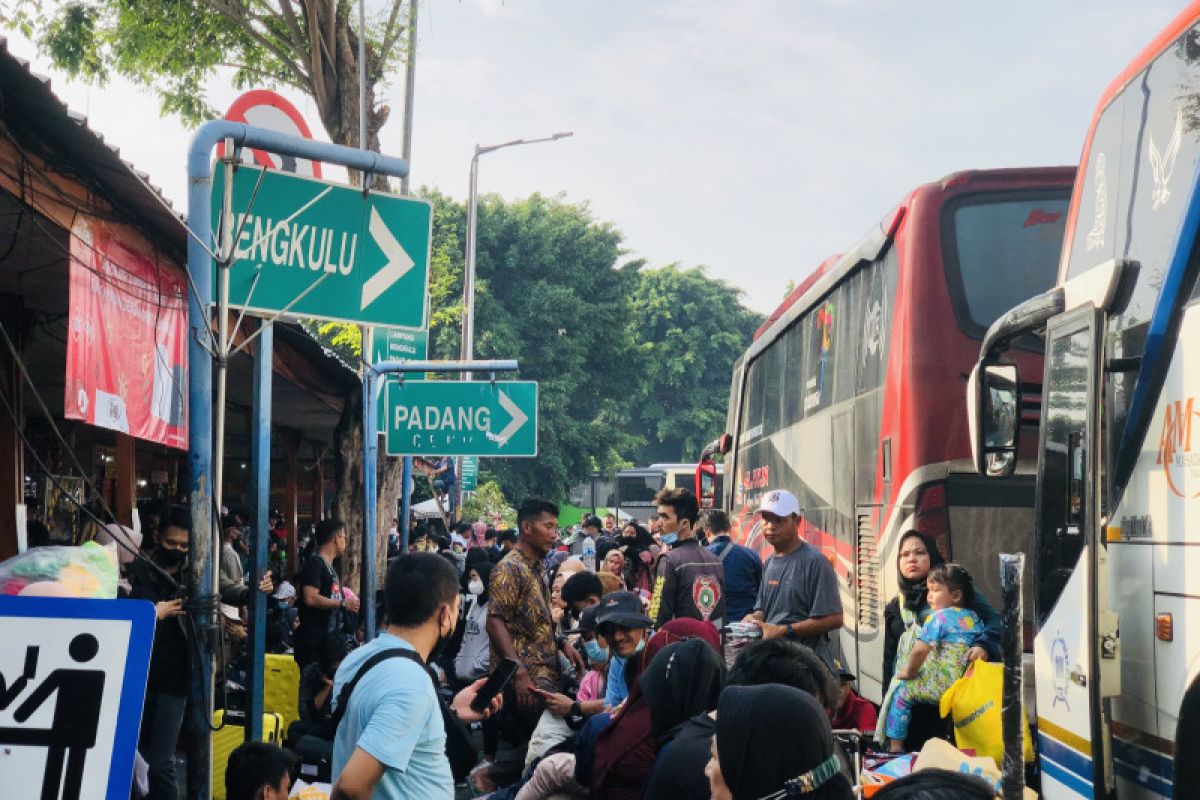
left=695, top=459, right=719, bottom=509
left=968, top=360, right=1021, bottom=478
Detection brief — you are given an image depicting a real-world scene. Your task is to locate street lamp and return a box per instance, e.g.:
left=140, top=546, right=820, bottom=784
left=460, top=132, right=574, bottom=364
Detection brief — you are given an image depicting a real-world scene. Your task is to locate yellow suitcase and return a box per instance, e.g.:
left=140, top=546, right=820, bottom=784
left=211, top=709, right=283, bottom=800
left=264, top=652, right=302, bottom=732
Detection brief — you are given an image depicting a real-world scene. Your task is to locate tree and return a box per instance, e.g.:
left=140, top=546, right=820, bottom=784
left=31, top=0, right=409, bottom=159
left=423, top=189, right=643, bottom=501
left=460, top=479, right=515, bottom=529
left=625, top=265, right=763, bottom=465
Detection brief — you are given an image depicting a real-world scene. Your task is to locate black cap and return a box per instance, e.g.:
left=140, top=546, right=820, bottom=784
left=595, top=590, right=653, bottom=630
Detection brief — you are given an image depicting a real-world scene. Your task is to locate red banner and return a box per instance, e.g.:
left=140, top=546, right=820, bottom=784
left=65, top=219, right=188, bottom=449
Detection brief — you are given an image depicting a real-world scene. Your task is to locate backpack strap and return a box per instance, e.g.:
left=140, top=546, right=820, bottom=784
left=716, top=541, right=735, bottom=564
left=332, top=645, right=479, bottom=780
left=332, top=647, right=427, bottom=724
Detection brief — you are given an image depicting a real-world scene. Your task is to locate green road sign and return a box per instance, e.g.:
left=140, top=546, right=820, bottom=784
left=384, top=381, right=538, bottom=457
left=372, top=328, right=429, bottom=431
left=213, top=166, right=432, bottom=328
left=460, top=456, right=479, bottom=492
left=371, top=327, right=429, bottom=363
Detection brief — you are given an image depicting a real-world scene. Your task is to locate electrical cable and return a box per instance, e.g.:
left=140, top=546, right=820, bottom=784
left=0, top=115, right=269, bottom=735
left=0, top=315, right=116, bottom=518
left=0, top=370, right=181, bottom=589
left=0, top=343, right=234, bottom=734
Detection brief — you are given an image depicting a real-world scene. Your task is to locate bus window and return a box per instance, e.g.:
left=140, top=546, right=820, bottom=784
left=617, top=474, right=661, bottom=505
left=943, top=192, right=1070, bottom=338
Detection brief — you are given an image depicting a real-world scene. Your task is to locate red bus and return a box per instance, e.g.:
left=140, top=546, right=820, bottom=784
left=713, top=167, right=1075, bottom=702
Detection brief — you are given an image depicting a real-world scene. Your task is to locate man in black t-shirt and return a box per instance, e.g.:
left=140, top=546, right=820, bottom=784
left=295, top=519, right=360, bottom=668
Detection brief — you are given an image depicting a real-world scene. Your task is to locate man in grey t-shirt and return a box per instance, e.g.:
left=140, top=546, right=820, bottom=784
left=744, top=489, right=843, bottom=662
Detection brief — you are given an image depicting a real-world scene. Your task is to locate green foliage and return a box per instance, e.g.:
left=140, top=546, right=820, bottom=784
left=26, top=1, right=409, bottom=134
left=460, top=479, right=514, bottom=528
left=625, top=265, right=763, bottom=465
left=432, top=191, right=641, bottom=500
left=413, top=191, right=759, bottom=502
left=311, top=321, right=362, bottom=366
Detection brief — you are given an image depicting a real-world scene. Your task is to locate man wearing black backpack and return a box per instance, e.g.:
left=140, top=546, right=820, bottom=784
left=331, top=552, right=501, bottom=799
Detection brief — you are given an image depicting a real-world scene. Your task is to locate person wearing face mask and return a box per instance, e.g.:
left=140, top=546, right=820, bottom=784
left=454, top=563, right=494, bottom=683
left=131, top=505, right=276, bottom=799
left=331, top=553, right=502, bottom=799
left=127, top=504, right=197, bottom=800
left=648, top=488, right=726, bottom=630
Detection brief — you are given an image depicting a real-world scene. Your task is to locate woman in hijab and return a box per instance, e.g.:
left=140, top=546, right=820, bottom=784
left=882, top=530, right=1003, bottom=749
left=618, top=523, right=656, bottom=596
left=642, top=639, right=724, bottom=745
left=706, top=684, right=853, bottom=800
left=589, top=618, right=721, bottom=800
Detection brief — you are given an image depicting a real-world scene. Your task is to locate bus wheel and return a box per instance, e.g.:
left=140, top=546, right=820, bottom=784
left=1176, top=675, right=1200, bottom=792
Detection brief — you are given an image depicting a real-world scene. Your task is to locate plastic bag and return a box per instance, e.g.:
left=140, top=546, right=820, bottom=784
left=0, top=542, right=119, bottom=598
left=938, top=660, right=1034, bottom=767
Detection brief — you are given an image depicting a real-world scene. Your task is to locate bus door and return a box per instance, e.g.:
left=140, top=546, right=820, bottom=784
left=1033, top=305, right=1114, bottom=799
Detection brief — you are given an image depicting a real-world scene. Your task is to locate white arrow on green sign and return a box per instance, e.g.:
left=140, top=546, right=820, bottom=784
left=213, top=166, right=432, bottom=328
left=384, top=381, right=538, bottom=457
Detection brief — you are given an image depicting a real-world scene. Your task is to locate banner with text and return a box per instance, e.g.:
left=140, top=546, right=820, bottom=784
left=65, top=220, right=188, bottom=449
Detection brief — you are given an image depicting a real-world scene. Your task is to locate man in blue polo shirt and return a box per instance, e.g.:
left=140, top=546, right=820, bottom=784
left=703, top=509, right=762, bottom=623
left=331, top=553, right=499, bottom=799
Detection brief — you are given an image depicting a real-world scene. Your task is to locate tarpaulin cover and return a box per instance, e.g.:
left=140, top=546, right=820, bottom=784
left=65, top=219, right=187, bottom=448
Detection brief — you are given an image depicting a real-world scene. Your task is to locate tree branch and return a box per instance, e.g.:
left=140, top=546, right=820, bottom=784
left=380, top=0, right=406, bottom=58
left=299, top=0, right=330, bottom=112
left=198, top=0, right=310, bottom=87
left=258, top=0, right=312, bottom=77
left=219, top=61, right=305, bottom=89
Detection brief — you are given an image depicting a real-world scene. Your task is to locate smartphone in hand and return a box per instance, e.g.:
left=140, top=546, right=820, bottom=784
left=470, top=657, right=520, bottom=712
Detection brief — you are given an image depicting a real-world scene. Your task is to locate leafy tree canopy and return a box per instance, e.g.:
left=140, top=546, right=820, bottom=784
left=24, top=0, right=408, bottom=150
left=625, top=264, right=762, bottom=465
left=415, top=190, right=761, bottom=502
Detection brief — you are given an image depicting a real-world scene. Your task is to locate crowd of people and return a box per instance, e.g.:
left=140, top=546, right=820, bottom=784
left=116, top=483, right=1012, bottom=799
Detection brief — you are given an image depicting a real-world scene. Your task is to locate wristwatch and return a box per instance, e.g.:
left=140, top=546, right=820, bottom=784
left=784, top=624, right=799, bottom=641
left=570, top=701, right=582, bottom=717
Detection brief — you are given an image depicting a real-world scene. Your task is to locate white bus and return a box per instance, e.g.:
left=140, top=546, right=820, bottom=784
left=967, top=5, right=1200, bottom=797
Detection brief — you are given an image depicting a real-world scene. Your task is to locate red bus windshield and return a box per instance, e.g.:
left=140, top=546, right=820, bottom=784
left=941, top=191, right=1070, bottom=338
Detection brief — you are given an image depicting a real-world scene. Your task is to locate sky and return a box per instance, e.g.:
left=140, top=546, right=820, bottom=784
left=3, top=1, right=1189, bottom=313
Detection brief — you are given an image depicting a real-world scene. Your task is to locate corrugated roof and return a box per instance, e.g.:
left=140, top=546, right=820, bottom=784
left=0, top=39, right=359, bottom=392
left=0, top=37, right=188, bottom=263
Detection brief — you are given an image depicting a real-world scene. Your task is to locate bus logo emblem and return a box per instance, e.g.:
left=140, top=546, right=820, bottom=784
left=1149, top=106, right=1183, bottom=211
left=1051, top=634, right=1070, bottom=709
left=1156, top=396, right=1200, bottom=498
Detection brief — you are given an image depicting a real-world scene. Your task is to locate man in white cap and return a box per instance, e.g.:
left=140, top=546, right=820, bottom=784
left=742, top=489, right=843, bottom=662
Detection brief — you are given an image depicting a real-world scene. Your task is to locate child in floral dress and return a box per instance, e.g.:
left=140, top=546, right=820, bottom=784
left=880, top=563, right=980, bottom=752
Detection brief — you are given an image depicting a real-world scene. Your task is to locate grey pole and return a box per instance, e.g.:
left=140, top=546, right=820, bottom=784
left=247, top=321, right=273, bottom=742
left=458, top=133, right=572, bottom=513
left=358, top=0, right=367, bottom=158
left=400, top=0, right=419, bottom=196
left=460, top=133, right=573, bottom=368
left=186, top=121, right=408, bottom=799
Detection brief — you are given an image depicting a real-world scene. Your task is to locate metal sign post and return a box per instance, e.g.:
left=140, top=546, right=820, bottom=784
left=187, top=120, right=410, bottom=799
